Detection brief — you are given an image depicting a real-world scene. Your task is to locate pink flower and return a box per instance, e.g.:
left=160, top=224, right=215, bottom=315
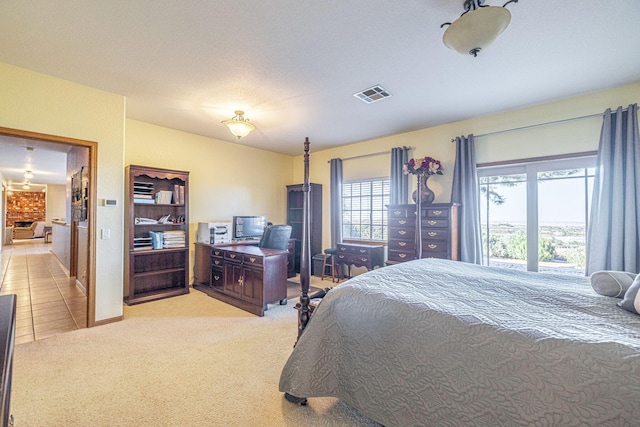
left=403, top=156, right=444, bottom=176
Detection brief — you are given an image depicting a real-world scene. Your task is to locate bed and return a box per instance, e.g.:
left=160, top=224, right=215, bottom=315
left=279, top=140, right=640, bottom=426
left=280, top=258, right=640, bottom=425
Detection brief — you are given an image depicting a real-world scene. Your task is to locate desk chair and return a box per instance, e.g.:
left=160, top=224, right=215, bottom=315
left=259, top=225, right=292, bottom=250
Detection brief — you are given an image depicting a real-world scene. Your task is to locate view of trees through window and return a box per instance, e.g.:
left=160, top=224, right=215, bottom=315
left=342, top=179, right=390, bottom=241
left=479, top=160, right=595, bottom=275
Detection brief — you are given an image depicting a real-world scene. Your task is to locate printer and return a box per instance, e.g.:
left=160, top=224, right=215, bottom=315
left=196, top=222, right=232, bottom=245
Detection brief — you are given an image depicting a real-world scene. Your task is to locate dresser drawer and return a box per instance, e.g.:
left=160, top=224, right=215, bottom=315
left=388, top=239, right=415, bottom=251
left=422, top=218, right=449, bottom=228
left=388, top=206, right=415, bottom=219
left=422, top=228, right=448, bottom=240
left=425, top=207, right=450, bottom=218
left=389, top=217, right=414, bottom=227
left=422, top=241, right=449, bottom=253
left=211, top=248, right=224, bottom=257
left=211, top=257, right=224, bottom=268
left=389, top=227, right=415, bottom=240
left=210, top=266, right=224, bottom=287
left=388, top=250, right=416, bottom=263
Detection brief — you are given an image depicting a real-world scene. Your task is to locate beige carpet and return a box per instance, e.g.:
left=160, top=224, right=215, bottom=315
left=11, top=286, right=381, bottom=426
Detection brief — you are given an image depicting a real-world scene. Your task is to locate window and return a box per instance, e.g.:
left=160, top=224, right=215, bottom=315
left=478, top=156, right=595, bottom=275
left=342, top=179, right=390, bottom=241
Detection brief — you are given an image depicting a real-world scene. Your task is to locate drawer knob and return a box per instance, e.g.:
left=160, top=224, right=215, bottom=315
left=428, top=244, right=437, bottom=249
left=399, top=242, right=406, bottom=246
left=230, top=254, right=236, bottom=259
left=359, top=249, right=366, bottom=253
left=393, top=210, right=402, bottom=215
left=399, top=220, right=406, bottom=225
left=428, top=220, right=437, bottom=225
left=399, top=253, right=407, bottom=258
left=250, top=257, right=256, bottom=263
left=213, top=275, right=220, bottom=281
left=360, top=257, right=368, bottom=262
left=214, top=260, right=221, bottom=265
left=428, top=231, right=437, bottom=237
left=399, top=230, right=406, bottom=235
left=433, top=210, right=442, bottom=216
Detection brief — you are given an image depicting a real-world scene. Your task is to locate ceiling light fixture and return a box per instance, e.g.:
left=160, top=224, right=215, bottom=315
left=222, top=110, right=255, bottom=139
left=24, top=170, right=33, bottom=179
left=441, top=0, right=518, bottom=57
left=23, top=181, right=30, bottom=190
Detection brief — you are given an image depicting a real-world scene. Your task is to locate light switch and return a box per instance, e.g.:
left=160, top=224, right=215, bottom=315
left=101, top=229, right=110, bottom=240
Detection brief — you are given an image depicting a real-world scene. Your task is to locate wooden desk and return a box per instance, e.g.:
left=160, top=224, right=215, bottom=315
left=193, top=244, right=288, bottom=316
left=335, top=242, right=385, bottom=279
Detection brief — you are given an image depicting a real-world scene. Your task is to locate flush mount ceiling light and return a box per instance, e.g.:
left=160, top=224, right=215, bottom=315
left=441, top=0, right=518, bottom=57
left=24, top=170, right=33, bottom=179
left=222, top=110, right=255, bottom=139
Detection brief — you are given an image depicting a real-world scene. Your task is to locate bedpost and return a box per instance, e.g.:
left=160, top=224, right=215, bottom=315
left=296, top=137, right=312, bottom=342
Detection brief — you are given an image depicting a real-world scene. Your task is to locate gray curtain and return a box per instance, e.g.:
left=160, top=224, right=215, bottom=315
left=586, top=104, right=640, bottom=274
left=330, top=158, right=343, bottom=248
left=390, top=146, right=409, bottom=204
left=452, top=134, right=484, bottom=264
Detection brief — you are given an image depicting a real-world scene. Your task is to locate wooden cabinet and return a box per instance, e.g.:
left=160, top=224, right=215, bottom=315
left=195, top=245, right=288, bottom=316
left=286, top=183, right=322, bottom=274
left=387, top=203, right=459, bottom=264
left=124, top=165, right=189, bottom=305
left=335, top=242, right=385, bottom=279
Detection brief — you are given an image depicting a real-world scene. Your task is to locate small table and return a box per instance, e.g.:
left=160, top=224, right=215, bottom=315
left=335, top=243, right=385, bottom=279
left=44, top=226, right=52, bottom=243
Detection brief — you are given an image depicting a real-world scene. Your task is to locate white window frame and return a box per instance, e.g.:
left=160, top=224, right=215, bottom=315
left=477, top=155, right=596, bottom=272
left=342, top=178, right=390, bottom=243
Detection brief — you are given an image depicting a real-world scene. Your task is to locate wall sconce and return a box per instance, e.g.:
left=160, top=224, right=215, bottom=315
left=441, top=0, right=518, bottom=57
left=222, top=110, right=255, bottom=139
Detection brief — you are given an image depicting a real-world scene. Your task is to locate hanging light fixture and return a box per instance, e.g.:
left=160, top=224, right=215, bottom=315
left=23, top=181, right=30, bottom=190
left=441, top=0, right=518, bottom=57
left=222, top=110, right=255, bottom=139
left=24, top=170, right=34, bottom=179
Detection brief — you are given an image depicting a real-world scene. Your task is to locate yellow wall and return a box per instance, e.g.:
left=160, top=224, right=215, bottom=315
left=296, top=81, right=640, bottom=251
left=0, top=62, right=126, bottom=322
left=124, top=119, right=294, bottom=280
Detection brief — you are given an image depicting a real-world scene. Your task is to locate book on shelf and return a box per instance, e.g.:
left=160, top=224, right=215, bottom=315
left=173, top=184, right=185, bottom=205
left=134, top=198, right=156, bottom=204
left=155, top=190, right=173, bottom=204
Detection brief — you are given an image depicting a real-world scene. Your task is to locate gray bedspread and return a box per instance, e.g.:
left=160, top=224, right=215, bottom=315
left=279, top=258, right=640, bottom=426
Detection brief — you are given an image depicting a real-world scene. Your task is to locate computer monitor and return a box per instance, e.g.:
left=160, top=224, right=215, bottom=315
left=232, top=216, right=267, bottom=240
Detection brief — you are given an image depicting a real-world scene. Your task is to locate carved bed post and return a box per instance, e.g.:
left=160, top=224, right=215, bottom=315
left=296, top=137, right=312, bottom=342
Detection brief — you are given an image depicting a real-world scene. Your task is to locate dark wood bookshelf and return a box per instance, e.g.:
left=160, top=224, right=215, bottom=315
left=124, top=165, right=190, bottom=305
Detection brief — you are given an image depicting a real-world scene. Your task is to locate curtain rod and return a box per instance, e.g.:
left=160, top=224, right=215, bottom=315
left=327, top=146, right=411, bottom=163
left=448, top=110, right=624, bottom=142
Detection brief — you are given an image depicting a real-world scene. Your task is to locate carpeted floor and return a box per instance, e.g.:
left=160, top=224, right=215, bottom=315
left=10, top=286, right=380, bottom=426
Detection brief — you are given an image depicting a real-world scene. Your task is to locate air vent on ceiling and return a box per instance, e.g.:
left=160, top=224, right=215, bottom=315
left=353, top=85, right=391, bottom=104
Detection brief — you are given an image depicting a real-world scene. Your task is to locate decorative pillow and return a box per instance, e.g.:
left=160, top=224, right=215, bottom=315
left=618, top=274, right=640, bottom=314
left=590, top=270, right=637, bottom=298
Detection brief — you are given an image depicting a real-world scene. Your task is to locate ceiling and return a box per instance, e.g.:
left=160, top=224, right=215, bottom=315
left=1, top=0, right=640, bottom=186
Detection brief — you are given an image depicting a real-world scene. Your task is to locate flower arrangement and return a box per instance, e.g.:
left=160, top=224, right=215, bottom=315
left=403, top=156, right=444, bottom=176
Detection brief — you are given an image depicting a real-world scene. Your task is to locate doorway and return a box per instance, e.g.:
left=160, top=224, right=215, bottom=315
left=0, top=126, right=97, bottom=331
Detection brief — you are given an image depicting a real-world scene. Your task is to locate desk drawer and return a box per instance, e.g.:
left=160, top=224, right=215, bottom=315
left=244, top=254, right=264, bottom=267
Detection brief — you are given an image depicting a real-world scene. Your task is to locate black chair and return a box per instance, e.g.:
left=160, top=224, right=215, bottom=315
left=259, top=224, right=292, bottom=250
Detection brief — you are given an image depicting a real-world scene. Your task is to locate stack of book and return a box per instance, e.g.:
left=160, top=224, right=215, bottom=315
left=133, top=236, right=153, bottom=251
left=163, top=230, right=186, bottom=248
left=133, top=182, right=155, bottom=204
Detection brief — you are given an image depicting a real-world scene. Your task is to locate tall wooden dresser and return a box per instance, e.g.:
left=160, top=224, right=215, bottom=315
left=387, top=203, right=459, bottom=264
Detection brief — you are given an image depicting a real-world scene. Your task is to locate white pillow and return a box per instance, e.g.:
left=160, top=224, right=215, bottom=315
left=618, top=273, right=640, bottom=314
left=589, top=270, right=637, bottom=298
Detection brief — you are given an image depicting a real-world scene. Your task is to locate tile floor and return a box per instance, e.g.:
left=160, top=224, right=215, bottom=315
left=0, top=238, right=87, bottom=344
